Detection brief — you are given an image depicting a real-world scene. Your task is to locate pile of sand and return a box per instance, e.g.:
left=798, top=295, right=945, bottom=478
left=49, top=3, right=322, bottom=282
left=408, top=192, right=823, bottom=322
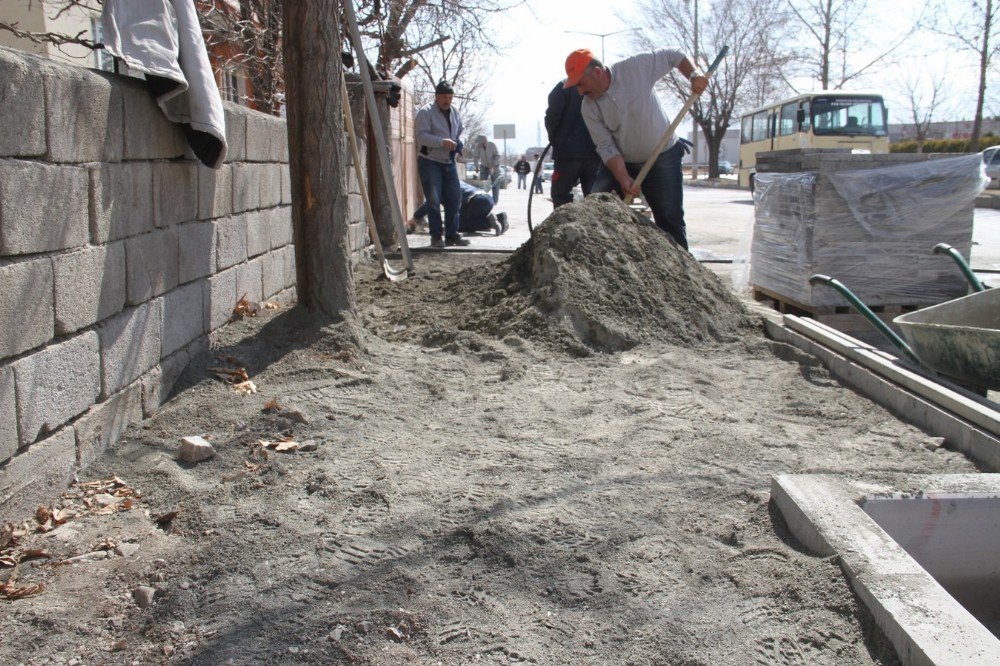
left=448, top=193, right=759, bottom=353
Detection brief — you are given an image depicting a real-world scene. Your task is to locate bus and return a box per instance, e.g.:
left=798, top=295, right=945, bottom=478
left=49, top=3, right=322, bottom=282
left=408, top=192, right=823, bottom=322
left=738, top=92, right=889, bottom=189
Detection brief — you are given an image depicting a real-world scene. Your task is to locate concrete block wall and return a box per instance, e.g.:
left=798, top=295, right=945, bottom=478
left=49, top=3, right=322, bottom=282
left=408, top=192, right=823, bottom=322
left=0, top=46, right=303, bottom=523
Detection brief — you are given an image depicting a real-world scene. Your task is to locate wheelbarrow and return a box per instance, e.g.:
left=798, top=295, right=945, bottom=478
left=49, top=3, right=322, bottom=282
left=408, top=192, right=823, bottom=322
left=809, top=244, right=999, bottom=393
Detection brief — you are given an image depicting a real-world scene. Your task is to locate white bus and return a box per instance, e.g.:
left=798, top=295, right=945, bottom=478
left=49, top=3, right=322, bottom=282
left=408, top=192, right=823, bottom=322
left=738, top=92, right=889, bottom=189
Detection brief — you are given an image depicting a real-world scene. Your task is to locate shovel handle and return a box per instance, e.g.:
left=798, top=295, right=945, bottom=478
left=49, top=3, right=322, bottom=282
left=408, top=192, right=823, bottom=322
left=624, top=46, right=729, bottom=206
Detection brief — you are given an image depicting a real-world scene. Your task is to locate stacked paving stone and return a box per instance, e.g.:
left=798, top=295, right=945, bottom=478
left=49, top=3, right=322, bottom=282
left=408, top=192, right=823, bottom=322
left=751, top=149, right=981, bottom=310
left=0, top=45, right=361, bottom=522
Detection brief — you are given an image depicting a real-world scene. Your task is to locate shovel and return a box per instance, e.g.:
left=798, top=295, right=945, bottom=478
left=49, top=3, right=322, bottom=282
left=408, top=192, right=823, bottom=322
left=624, top=46, right=728, bottom=206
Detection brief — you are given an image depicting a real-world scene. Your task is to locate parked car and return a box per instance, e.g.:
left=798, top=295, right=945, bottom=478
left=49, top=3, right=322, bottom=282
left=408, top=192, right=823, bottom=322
left=498, top=165, right=512, bottom=189
left=981, top=146, right=1000, bottom=185
left=541, top=161, right=555, bottom=182
left=718, top=160, right=735, bottom=175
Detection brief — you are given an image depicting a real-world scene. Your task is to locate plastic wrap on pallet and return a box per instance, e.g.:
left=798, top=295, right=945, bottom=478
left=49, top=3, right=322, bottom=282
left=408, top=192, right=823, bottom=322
left=750, top=155, right=987, bottom=309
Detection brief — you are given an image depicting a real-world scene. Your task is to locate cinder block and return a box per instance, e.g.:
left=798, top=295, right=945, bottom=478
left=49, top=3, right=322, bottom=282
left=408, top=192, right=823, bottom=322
left=98, top=301, right=163, bottom=399
left=206, top=266, right=237, bottom=331
left=0, top=363, right=16, bottom=463
left=142, top=343, right=193, bottom=416
left=0, top=160, right=89, bottom=254
left=198, top=163, right=232, bottom=219
left=262, top=249, right=285, bottom=300
left=153, top=161, right=199, bottom=227
left=215, top=214, right=248, bottom=270
left=223, top=102, right=247, bottom=162
left=126, top=228, right=179, bottom=305
left=120, top=76, right=185, bottom=160
left=269, top=205, right=293, bottom=248
left=246, top=210, right=270, bottom=258
left=0, top=257, right=53, bottom=359
left=280, top=164, right=291, bottom=204
left=90, top=162, right=154, bottom=243
left=178, top=221, right=216, bottom=284
left=53, top=242, right=127, bottom=335
left=232, top=163, right=261, bottom=213
left=12, top=332, right=100, bottom=446
left=160, top=280, right=206, bottom=357
left=75, top=381, right=143, bottom=469
left=0, top=47, right=45, bottom=157
left=246, top=112, right=271, bottom=162
left=270, top=119, right=289, bottom=163
left=283, top=245, right=297, bottom=289
left=237, top=256, right=264, bottom=304
left=260, top=163, right=282, bottom=209
left=44, top=65, right=123, bottom=163
left=0, top=428, right=76, bottom=525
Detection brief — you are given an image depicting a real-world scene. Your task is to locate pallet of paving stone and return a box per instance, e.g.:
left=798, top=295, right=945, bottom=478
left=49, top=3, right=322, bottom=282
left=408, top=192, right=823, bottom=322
left=751, top=284, right=926, bottom=334
left=750, top=152, right=982, bottom=311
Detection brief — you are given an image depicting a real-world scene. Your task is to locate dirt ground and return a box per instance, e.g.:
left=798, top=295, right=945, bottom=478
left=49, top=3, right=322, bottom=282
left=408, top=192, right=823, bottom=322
left=0, top=196, right=981, bottom=665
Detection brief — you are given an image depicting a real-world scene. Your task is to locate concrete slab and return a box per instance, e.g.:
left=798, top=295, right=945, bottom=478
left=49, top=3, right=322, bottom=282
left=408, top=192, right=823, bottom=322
left=772, top=473, right=1000, bottom=666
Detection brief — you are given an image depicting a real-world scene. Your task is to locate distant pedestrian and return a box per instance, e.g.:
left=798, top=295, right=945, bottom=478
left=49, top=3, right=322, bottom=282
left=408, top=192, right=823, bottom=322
left=545, top=80, right=602, bottom=208
left=474, top=135, right=502, bottom=203
left=532, top=153, right=544, bottom=194
left=564, top=47, right=707, bottom=249
left=414, top=79, right=470, bottom=247
left=514, top=155, right=531, bottom=189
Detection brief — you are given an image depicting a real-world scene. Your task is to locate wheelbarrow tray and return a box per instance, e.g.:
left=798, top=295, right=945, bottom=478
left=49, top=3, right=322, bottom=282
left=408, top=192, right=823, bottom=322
left=894, top=288, right=1000, bottom=391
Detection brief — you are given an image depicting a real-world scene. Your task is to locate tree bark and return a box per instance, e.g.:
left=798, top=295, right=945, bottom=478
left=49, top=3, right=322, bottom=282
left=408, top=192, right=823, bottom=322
left=282, top=0, right=356, bottom=319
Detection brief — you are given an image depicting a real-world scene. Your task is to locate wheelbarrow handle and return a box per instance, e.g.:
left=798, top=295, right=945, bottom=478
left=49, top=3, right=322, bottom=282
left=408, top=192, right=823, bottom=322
left=808, top=274, right=922, bottom=366
left=933, top=243, right=987, bottom=293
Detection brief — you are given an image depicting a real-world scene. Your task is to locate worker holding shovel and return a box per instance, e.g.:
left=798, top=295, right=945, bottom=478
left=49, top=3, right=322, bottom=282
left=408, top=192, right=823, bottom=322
left=564, top=48, right=708, bottom=250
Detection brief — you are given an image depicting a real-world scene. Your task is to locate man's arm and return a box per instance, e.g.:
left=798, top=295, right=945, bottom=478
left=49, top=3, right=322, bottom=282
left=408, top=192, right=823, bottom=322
left=675, top=56, right=708, bottom=95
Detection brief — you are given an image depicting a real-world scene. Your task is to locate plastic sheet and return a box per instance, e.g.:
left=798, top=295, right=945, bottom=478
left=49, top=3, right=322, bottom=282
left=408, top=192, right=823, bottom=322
left=750, top=155, right=987, bottom=308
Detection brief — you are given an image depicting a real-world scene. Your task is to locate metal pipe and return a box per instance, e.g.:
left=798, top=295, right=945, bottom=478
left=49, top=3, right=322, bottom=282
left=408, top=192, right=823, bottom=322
left=808, top=274, right=922, bottom=366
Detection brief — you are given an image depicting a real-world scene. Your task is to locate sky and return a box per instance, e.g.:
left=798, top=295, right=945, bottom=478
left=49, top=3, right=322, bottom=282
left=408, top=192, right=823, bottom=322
left=470, top=0, right=992, bottom=158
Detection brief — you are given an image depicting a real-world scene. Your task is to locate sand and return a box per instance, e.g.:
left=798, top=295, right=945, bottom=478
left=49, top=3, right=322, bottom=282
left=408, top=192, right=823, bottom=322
left=0, top=196, right=978, bottom=664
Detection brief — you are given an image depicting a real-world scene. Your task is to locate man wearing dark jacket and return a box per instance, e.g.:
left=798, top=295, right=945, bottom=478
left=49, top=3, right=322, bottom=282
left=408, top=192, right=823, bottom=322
left=513, top=156, right=532, bottom=189
left=544, top=80, right=602, bottom=207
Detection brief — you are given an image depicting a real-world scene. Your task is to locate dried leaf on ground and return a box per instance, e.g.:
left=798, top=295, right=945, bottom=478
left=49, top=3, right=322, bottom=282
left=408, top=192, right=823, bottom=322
left=263, top=398, right=281, bottom=412
left=1, top=582, right=45, bottom=599
left=263, top=300, right=281, bottom=310
left=232, top=380, right=258, bottom=395
left=233, top=295, right=261, bottom=319
left=154, top=510, right=181, bottom=526
left=0, top=524, right=13, bottom=550
left=208, top=366, right=250, bottom=384
left=274, top=441, right=300, bottom=453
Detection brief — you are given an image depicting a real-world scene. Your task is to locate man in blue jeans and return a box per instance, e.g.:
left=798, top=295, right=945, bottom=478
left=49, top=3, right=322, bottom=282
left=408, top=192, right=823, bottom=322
left=414, top=80, right=469, bottom=247
left=563, top=48, right=707, bottom=250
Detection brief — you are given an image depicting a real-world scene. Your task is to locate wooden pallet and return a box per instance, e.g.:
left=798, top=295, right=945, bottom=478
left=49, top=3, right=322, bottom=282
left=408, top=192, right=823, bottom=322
left=751, top=285, right=925, bottom=335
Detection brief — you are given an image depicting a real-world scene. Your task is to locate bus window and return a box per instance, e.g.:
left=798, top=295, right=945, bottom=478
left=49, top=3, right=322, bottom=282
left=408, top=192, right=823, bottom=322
left=741, top=115, right=753, bottom=143
left=779, top=103, right=797, bottom=136
left=752, top=111, right=768, bottom=141
left=811, top=96, right=887, bottom=136
left=800, top=101, right=810, bottom=132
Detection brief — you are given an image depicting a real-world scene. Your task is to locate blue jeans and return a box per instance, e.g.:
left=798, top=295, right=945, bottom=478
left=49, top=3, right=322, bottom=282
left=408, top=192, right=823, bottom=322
left=517, top=173, right=527, bottom=189
left=550, top=156, right=602, bottom=208
left=592, top=141, right=686, bottom=249
left=462, top=195, right=493, bottom=232
left=417, top=157, right=461, bottom=238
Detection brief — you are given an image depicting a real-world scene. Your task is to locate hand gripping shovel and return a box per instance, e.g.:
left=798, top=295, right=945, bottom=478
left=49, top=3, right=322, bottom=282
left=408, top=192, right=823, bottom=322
left=624, top=46, right=728, bottom=206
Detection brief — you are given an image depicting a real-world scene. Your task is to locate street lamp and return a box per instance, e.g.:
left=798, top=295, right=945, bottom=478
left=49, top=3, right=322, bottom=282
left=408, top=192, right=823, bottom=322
left=563, top=28, right=635, bottom=63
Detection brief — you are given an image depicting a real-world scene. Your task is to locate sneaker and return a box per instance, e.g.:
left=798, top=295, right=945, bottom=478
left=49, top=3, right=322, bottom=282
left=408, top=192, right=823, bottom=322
left=430, top=236, right=445, bottom=248
left=487, top=213, right=502, bottom=236
left=445, top=234, right=470, bottom=247
left=497, top=212, right=508, bottom=235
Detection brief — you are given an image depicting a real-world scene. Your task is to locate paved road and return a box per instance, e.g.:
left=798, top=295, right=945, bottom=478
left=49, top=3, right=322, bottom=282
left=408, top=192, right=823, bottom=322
left=401, top=181, right=1000, bottom=285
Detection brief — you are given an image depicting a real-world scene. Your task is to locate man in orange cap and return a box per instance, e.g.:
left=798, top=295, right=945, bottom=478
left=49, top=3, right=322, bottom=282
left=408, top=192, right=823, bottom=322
left=564, top=47, right=707, bottom=250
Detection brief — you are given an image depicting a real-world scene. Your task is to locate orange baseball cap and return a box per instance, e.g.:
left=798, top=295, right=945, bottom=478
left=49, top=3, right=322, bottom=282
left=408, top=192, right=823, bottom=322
left=563, top=49, right=595, bottom=88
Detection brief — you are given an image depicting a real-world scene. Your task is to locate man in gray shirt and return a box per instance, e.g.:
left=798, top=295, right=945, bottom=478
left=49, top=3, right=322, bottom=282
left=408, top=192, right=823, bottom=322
left=563, top=48, right=707, bottom=249
left=474, top=135, right=502, bottom=203
left=415, top=80, right=470, bottom=247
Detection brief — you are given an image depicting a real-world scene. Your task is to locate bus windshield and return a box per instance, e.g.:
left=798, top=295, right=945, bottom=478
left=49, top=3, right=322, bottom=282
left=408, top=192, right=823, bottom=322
left=811, top=96, right=887, bottom=137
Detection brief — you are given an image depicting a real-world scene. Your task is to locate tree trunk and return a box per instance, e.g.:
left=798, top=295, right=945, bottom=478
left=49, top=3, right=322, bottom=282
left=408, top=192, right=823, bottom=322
left=970, top=0, right=993, bottom=153
left=282, top=0, right=356, bottom=319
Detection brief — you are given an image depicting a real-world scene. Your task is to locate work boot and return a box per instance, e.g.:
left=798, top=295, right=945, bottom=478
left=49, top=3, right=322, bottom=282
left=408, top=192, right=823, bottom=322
left=430, top=236, right=445, bottom=248
left=487, top=213, right=502, bottom=236
left=497, top=212, right=508, bottom=235
left=445, top=234, right=470, bottom=247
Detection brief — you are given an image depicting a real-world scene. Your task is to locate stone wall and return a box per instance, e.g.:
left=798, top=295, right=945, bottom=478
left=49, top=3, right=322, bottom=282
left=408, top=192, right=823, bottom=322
left=0, top=45, right=331, bottom=523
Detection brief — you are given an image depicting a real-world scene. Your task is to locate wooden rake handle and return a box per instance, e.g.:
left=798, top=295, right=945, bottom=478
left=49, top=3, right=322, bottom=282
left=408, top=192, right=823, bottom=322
left=624, top=46, right=729, bottom=206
